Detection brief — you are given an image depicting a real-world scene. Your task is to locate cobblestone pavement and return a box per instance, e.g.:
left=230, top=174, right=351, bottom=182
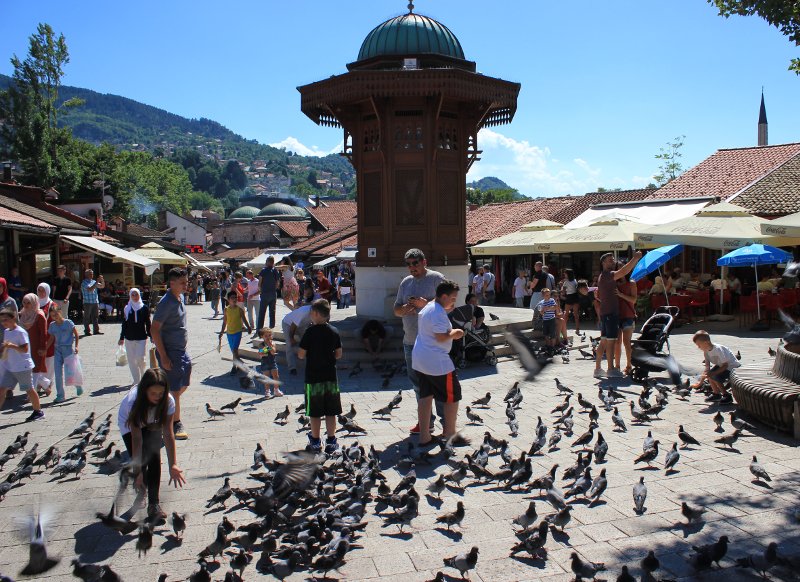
left=0, top=301, right=798, bottom=582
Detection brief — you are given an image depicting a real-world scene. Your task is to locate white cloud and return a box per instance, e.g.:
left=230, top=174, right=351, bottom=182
left=269, top=136, right=340, bottom=157
left=468, top=129, right=614, bottom=196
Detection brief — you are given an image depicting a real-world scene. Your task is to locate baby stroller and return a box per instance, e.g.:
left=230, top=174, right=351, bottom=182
left=448, top=305, right=498, bottom=369
left=629, top=306, right=679, bottom=382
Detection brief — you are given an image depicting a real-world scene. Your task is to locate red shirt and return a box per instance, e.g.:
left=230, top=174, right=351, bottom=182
left=316, top=277, right=332, bottom=300
left=597, top=269, right=618, bottom=316
left=617, top=279, right=637, bottom=319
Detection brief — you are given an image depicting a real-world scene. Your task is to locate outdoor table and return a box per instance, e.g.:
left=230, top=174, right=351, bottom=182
left=669, top=293, right=691, bottom=316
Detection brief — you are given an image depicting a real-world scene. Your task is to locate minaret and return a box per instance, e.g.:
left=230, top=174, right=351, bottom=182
left=758, top=89, right=768, bottom=146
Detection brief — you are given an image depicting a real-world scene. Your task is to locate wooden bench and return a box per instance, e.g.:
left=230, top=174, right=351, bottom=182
left=730, top=345, right=800, bottom=438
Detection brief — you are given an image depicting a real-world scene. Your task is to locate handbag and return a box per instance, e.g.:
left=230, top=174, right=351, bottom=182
left=115, top=345, right=128, bottom=367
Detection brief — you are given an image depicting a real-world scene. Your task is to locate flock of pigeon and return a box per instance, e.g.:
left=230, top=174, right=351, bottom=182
left=0, top=331, right=798, bottom=581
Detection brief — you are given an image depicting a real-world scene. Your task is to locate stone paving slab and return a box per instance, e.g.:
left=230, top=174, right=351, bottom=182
left=0, top=302, right=798, bottom=581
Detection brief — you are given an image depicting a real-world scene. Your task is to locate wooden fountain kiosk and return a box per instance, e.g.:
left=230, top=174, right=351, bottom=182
left=298, top=3, right=520, bottom=317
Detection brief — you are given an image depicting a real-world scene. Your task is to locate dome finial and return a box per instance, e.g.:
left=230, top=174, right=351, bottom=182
left=407, top=1, right=414, bottom=13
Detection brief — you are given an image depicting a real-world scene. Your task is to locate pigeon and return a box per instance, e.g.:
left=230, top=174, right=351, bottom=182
left=629, top=401, right=650, bottom=423
left=220, top=397, right=242, bottom=412
left=207, top=477, right=232, bottom=508
left=426, top=475, right=446, bottom=498
left=546, top=483, right=568, bottom=511
left=372, top=404, right=394, bottom=417
left=465, top=407, right=483, bottom=424
left=681, top=501, right=706, bottom=523
left=297, top=415, right=310, bottom=430
left=729, top=411, right=756, bottom=432
left=633, top=477, right=647, bottom=514
left=388, top=390, right=403, bottom=408
left=555, top=378, right=573, bottom=394
left=505, top=331, right=550, bottom=381
left=735, top=350, right=741, bottom=361
left=588, top=468, right=607, bottom=502
left=435, top=501, right=465, bottom=530
left=205, top=403, right=225, bottom=420
left=512, top=501, right=538, bottom=530
left=230, top=548, right=252, bottom=577
left=189, top=559, right=213, bottom=582
left=343, top=403, right=357, bottom=420
left=691, top=535, right=729, bottom=569
left=490, top=312, right=499, bottom=320
left=339, top=417, right=367, bottom=434
left=546, top=506, right=573, bottom=531
left=172, top=512, right=186, bottom=539
left=577, top=393, right=593, bottom=411
left=714, top=429, right=742, bottom=449
left=611, top=407, right=627, bottom=432
left=634, top=441, right=660, bottom=467
left=713, top=410, right=725, bottom=432
left=274, top=405, right=290, bottom=424
left=616, top=565, right=636, bottom=582
left=199, top=524, right=229, bottom=562
left=565, top=467, right=593, bottom=498
left=678, top=425, right=700, bottom=448
left=548, top=428, right=562, bottom=450
left=71, top=558, right=105, bottom=582
left=91, top=442, right=115, bottom=461
left=0, top=481, right=13, bottom=500
left=510, top=521, right=549, bottom=558
left=19, top=513, right=59, bottom=576
left=136, top=523, right=153, bottom=557
left=385, top=495, right=419, bottom=532
left=641, top=550, right=660, bottom=575
left=749, top=455, right=771, bottom=483
left=768, top=346, right=776, bottom=357
left=253, top=443, right=268, bottom=469
left=231, top=359, right=281, bottom=385
left=96, top=501, right=138, bottom=534
left=664, top=442, right=681, bottom=473
left=735, top=542, right=779, bottom=577
left=579, top=348, right=593, bottom=359
left=571, top=424, right=595, bottom=448
left=593, top=432, right=608, bottom=463
left=443, top=546, right=479, bottom=579
left=570, top=552, right=606, bottom=580
left=69, top=413, right=95, bottom=437
left=552, top=395, right=571, bottom=414
left=644, top=430, right=655, bottom=453
left=471, top=392, right=491, bottom=407
left=52, top=452, right=87, bottom=478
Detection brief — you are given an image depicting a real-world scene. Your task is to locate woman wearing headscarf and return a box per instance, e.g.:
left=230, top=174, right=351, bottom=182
left=19, top=293, right=49, bottom=395
left=36, top=283, right=55, bottom=395
left=119, top=288, right=151, bottom=385
left=0, top=277, right=18, bottom=345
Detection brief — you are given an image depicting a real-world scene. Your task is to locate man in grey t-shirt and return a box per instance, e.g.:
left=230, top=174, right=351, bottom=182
left=394, top=248, right=445, bottom=433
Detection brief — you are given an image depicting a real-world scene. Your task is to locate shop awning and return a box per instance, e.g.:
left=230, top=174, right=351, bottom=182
left=566, top=199, right=711, bottom=229
left=183, top=254, right=225, bottom=272
left=62, top=235, right=159, bottom=275
left=313, top=257, right=337, bottom=268
left=336, top=249, right=357, bottom=260
left=134, top=242, right=187, bottom=265
left=243, top=250, right=294, bottom=269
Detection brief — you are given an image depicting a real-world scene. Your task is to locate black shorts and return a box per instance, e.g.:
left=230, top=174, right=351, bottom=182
left=564, top=293, right=579, bottom=306
left=708, top=365, right=731, bottom=382
left=304, top=381, right=343, bottom=418
left=418, top=371, right=462, bottom=403
left=542, top=318, right=556, bottom=338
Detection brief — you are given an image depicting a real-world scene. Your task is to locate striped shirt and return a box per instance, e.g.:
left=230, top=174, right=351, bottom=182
left=537, top=298, right=557, bottom=320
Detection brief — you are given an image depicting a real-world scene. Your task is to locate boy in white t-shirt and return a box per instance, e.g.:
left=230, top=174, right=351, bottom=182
left=0, top=307, right=44, bottom=421
left=412, top=280, right=464, bottom=445
left=692, top=330, right=740, bottom=404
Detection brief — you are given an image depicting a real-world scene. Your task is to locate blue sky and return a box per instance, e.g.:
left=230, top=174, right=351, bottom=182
left=2, top=1, right=798, bottom=197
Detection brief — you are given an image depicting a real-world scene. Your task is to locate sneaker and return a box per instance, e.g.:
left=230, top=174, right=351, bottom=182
left=53, top=396, right=65, bottom=404
left=76, top=387, right=84, bottom=396
left=306, top=434, right=322, bottom=453
left=593, top=368, right=606, bottom=379
left=409, top=423, right=421, bottom=434
left=148, top=503, right=167, bottom=521
left=84, top=331, right=92, bottom=336
left=324, top=436, right=339, bottom=454
left=273, top=388, right=284, bottom=397
left=607, top=368, right=624, bottom=378
left=720, top=394, right=733, bottom=404
left=26, top=410, right=45, bottom=422
left=174, top=421, right=188, bottom=440
left=705, top=393, right=722, bottom=402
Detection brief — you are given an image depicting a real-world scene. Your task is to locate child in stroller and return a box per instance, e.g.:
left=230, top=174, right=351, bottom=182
left=448, top=295, right=498, bottom=369
left=629, top=306, right=679, bottom=382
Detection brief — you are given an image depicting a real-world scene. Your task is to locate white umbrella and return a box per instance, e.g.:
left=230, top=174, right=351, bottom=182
left=760, top=211, right=800, bottom=238
left=532, top=218, right=643, bottom=253
left=471, top=220, right=564, bottom=256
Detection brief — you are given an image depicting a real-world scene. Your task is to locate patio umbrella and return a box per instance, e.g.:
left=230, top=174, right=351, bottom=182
left=717, top=243, right=792, bottom=320
left=471, top=220, right=564, bottom=256
left=630, top=244, right=684, bottom=305
left=134, top=242, right=187, bottom=266
left=532, top=218, right=643, bottom=253
left=760, top=211, right=800, bottom=238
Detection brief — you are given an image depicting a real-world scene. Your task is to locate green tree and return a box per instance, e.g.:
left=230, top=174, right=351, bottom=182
left=307, top=169, right=319, bottom=189
left=653, top=135, right=685, bottom=186
left=189, top=190, right=224, bottom=214
left=709, top=0, right=800, bottom=73
left=467, top=187, right=520, bottom=206
left=222, top=159, right=246, bottom=190
left=0, top=23, right=83, bottom=186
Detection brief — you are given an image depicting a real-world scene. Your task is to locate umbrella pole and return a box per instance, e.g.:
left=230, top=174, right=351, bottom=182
left=659, top=267, right=670, bottom=306
left=754, top=263, right=761, bottom=320
left=720, top=248, right=725, bottom=313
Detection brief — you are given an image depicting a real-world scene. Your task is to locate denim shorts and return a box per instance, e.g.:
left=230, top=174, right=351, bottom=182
left=542, top=318, right=556, bottom=338
left=620, top=318, right=635, bottom=330
left=0, top=368, right=33, bottom=391
left=709, top=365, right=731, bottom=382
left=156, top=349, right=192, bottom=391
left=600, top=313, right=620, bottom=340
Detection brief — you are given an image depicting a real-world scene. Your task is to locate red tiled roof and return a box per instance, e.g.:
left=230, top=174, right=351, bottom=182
left=646, top=143, right=800, bottom=200
left=727, top=153, right=800, bottom=216
left=466, top=197, right=576, bottom=245
left=549, top=188, right=658, bottom=225
left=185, top=252, right=217, bottom=262
left=315, top=233, right=357, bottom=258
left=293, top=223, right=357, bottom=255
left=274, top=220, right=311, bottom=239
left=305, top=200, right=357, bottom=231
left=0, top=206, right=56, bottom=231
left=125, top=223, right=173, bottom=239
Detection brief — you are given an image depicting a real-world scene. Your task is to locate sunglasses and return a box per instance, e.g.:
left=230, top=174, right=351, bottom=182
left=406, top=260, right=420, bottom=267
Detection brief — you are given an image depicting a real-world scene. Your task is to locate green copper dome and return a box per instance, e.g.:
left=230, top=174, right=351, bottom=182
left=228, top=206, right=260, bottom=220
left=357, top=13, right=465, bottom=62
left=257, top=202, right=307, bottom=219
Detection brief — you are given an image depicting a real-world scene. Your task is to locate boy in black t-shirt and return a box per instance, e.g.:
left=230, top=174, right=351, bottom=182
left=298, top=299, right=343, bottom=454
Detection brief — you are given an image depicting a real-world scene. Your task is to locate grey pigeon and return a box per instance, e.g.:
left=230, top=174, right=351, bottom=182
left=611, top=407, right=627, bottom=432
left=681, top=501, right=706, bottom=523
left=633, top=477, right=647, bottom=514
left=593, top=432, right=608, bottom=463
left=749, top=455, right=771, bottom=483
left=443, top=546, right=479, bottom=578
left=136, top=523, right=153, bottom=557
left=172, top=512, right=186, bottom=539
left=616, top=565, right=636, bottom=582
left=641, top=550, right=660, bottom=574
left=735, top=542, right=779, bottom=577
left=95, top=501, right=137, bottom=534
left=664, top=442, right=681, bottom=473
left=436, top=501, right=465, bottom=530
left=19, top=513, right=59, bottom=576
left=205, top=403, right=225, bottom=420
left=588, top=468, right=607, bottom=501
left=512, top=501, right=538, bottom=530
left=634, top=441, right=660, bottom=467
left=570, top=552, right=606, bottom=580
left=691, top=535, right=729, bottom=569
left=713, top=410, right=725, bottom=432
left=509, top=520, right=548, bottom=558
left=253, top=443, right=268, bottom=469
left=565, top=467, right=593, bottom=498
left=714, top=428, right=742, bottom=449
left=678, top=425, right=700, bottom=448
left=545, top=505, right=572, bottom=531
left=729, top=411, right=756, bottom=432
left=643, top=430, right=654, bottom=452
left=471, top=392, right=491, bottom=407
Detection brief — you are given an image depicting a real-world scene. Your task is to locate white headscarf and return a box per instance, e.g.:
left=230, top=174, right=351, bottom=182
left=124, top=288, right=145, bottom=322
left=37, top=282, right=51, bottom=308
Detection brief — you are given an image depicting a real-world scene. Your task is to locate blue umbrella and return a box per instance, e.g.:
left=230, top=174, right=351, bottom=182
left=631, top=244, right=684, bottom=281
left=717, top=244, right=792, bottom=320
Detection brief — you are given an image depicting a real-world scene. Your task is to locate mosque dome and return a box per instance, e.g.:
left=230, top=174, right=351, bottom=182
left=257, top=202, right=307, bottom=219
left=357, top=12, right=465, bottom=62
left=228, top=206, right=260, bottom=220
